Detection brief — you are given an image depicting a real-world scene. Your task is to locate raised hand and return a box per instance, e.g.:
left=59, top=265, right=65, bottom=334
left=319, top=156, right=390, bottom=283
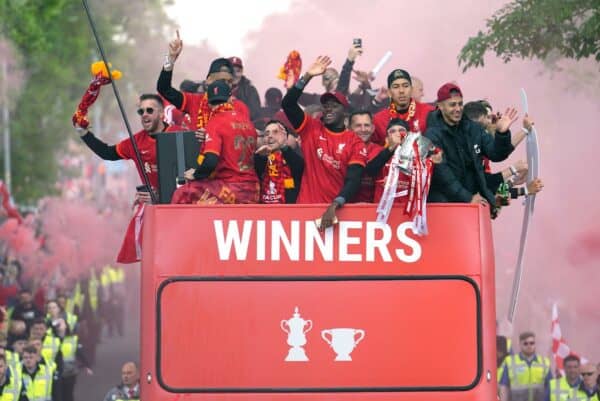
left=527, top=178, right=544, bottom=195
left=347, top=44, right=363, bottom=62
left=306, top=56, right=332, bottom=78
left=169, top=30, right=183, bottom=62
left=496, top=107, right=519, bottom=133
left=352, top=69, right=372, bottom=86
left=522, top=113, right=534, bottom=132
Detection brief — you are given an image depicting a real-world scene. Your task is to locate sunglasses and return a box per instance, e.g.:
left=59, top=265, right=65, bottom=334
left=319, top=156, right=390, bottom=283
left=523, top=341, right=535, bottom=346
left=582, top=372, right=596, bottom=376
left=137, top=107, right=155, bottom=116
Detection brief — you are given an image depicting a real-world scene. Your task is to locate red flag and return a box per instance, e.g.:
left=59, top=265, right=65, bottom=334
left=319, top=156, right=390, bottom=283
left=551, top=303, right=587, bottom=374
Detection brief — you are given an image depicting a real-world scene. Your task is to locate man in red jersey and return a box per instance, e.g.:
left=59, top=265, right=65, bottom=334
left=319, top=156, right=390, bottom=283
left=77, top=93, right=182, bottom=200
left=367, top=118, right=412, bottom=204
left=348, top=110, right=381, bottom=203
left=157, top=31, right=250, bottom=138
left=171, top=80, right=259, bottom=204
left=371, top=69, right=435, bottom=145
left=76, top=93, right=184, bottom=263
left=281, top=56, right=367, bottom=230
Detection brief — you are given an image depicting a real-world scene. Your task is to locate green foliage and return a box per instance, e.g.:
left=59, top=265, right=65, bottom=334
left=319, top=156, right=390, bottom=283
left=458, top=0, right=600, bottom=72
left=0, top=0, right=174, bottom=203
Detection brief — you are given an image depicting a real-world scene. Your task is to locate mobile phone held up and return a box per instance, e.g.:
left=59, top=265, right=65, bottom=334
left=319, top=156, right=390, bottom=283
left=353, top=38, right=362, bottom=48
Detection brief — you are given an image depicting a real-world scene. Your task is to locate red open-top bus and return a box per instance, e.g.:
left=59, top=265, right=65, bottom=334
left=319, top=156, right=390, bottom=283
left=140, top=203, right=497, bottom=400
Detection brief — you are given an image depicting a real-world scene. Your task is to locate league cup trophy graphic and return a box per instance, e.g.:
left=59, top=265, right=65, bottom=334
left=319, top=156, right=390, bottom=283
left=321, top=328, right=365, bottom=361
left=280, top=307, right=313, bottom=362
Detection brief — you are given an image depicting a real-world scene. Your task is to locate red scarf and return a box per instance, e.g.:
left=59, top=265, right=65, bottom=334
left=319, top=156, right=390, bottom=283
left=389, top=99, right=416, bottom=127
left=261, top=152, right=291, bottom=204
left=196, top=93, right=211, bottom=130
left=196, top=102, right=235, bottom=166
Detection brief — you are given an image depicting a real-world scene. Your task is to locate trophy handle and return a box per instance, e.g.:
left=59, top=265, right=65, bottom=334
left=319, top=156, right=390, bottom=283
left=280, top=320, right=290, bottom=333
left=354, top=329, right=365, bottom=345
left=303, top=320, right=313, bottom=333
left=321, top=330, right=333, bottom=346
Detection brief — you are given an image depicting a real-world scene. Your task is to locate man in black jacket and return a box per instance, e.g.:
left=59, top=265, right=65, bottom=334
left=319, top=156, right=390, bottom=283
left=229, top=57, right=261, bottom=121
left=425, top=83, right=518, bottom=214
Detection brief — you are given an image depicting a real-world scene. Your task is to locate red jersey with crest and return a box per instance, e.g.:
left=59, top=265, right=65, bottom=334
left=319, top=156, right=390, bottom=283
left=115, top=125, right=183, bottom=190
left=352, top=141, right=383, bottom=203
left=372, top=100, right=435, bottom=145
left=202, top=110, right=258, bottom=183
left=296, top=115, right=367, bottom=203
left=181, top=92, right=249, bottom=126
left=373, top=157, right=411, bottom=204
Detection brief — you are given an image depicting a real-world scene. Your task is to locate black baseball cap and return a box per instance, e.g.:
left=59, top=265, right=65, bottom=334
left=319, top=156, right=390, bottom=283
left=207, top=80, right=231, bottom=105
left=387, top=69, right=412, bottom=88
left=387, top=117, right=410, bottom=131
left=207, top=58, right=234, bottom=77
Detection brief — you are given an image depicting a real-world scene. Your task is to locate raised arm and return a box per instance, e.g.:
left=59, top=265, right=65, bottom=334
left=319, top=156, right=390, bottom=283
left=336, top=43, right=362, bottom=96
left=157, top=30, right=184, bottom=109
left=481, top=107, right=517, bottom=162
left=79, top=130, right=121, bottom=161
left=282, top=56, right=332, bottom=129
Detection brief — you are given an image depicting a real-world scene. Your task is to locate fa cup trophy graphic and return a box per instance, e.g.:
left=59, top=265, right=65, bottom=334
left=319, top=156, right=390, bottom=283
left=280, top=307, right=312, bottom=362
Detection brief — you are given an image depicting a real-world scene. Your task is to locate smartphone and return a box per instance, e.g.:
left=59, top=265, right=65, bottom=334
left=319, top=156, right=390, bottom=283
left=353, top=38, right=362, bottom=48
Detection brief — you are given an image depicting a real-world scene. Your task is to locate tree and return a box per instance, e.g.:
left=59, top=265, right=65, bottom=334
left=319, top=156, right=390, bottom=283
left=0, top=0, right=174, bottom=203
left=458, top=0, right=600, bottom=72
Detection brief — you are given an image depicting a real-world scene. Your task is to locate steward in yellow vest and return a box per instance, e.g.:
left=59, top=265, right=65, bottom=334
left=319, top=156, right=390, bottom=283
left=546, top=354, right=582, bottom=401
left=0, top=354, right=27, bottom=401
left=499, top=332, right=551, bottom=401
left=20, top=346, right=55, bottom=401
left=570, top=364, right=600, bottom=401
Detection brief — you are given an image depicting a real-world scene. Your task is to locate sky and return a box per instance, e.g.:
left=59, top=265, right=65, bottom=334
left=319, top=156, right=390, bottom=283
left=164, top=0, right=600, bottom=361
left=165, top=0, right=294, bottom=58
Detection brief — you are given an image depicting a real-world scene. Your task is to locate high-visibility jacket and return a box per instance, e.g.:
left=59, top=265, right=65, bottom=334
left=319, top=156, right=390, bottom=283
left=60, top=335, right=79, bottom=377
left=89, top=271, right=99, bottom=312
left=41, top=335, right=61, bottom=366
left=21, top=361, right=54, bottom=401
left=570, top=388, right=600, bottom=401
left=5, top=351, right=20, bottom=376
left=0, top=366, right=22, bottom=401
left=502, top=353, right=551, bottom=401
left=549, top=377, right=580, bottom=401
left=66, top=282, right=84, bottom=315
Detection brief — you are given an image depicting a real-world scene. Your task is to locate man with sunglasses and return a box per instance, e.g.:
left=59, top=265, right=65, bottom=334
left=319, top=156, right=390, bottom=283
left=545, top=354, right=581, bottom=401
left=572, top=363, right=599, bottom=401
left=499, top=331, right=552, bottom=401
left=77, top=93, right=184, bottom=263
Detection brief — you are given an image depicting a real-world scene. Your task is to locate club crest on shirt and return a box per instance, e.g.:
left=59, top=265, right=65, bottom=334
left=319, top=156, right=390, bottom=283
left=317, top=148, right=324, bottom=159
left=473, top=144, right=481, bottom=154
left=336, top=143, right=346, bottom=154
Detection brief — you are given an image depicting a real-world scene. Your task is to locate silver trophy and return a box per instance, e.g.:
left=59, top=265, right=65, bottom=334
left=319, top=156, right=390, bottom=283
left=397, top=132, right=433, bottom=175
left=280, top=307, right=312, bottom=361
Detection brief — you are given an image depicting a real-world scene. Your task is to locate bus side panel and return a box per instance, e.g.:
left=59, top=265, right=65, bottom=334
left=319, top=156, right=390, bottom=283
left=141, top=204, right=497, bottom=401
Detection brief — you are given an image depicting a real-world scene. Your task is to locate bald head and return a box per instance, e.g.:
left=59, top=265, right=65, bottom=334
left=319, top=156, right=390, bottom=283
left=581, top=363, right=598, bottom=387
left=121, top=361, right=139, bottom=386
left=412, top=77, right=424, bottom=102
